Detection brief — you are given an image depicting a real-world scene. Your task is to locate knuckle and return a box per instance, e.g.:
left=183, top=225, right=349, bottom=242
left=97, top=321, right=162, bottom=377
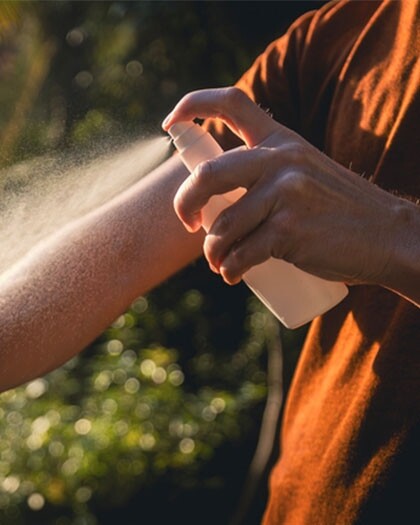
left=280, top=169, right=308, bottom=197
left=252, top=147, right=280, bottom=187
left=230, top=242, right=251, bottom=272
left=181, top=90, right=198, bottom=108
left=258, top=147, right=276, bottom=177
left=225, top=86, right=247, bottom=110
left=193, top=159, right=213, bottom=186
left=230, top=244, right=244, bottom=264
left=266, top=216, right=291, bottom=259
left=268, top=212, right=293, bottom=239
left=275, top=141, right=307, bottom=164
left=215, top=209, right=234, bottom=234
left=288, top=141, right=307, bottom=161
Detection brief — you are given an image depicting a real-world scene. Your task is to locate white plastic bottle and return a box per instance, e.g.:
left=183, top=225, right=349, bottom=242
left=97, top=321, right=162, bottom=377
left=168, top=121, right=348, bottom=329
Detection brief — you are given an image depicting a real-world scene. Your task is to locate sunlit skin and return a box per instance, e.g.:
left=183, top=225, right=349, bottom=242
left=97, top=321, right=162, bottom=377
left=0, top=155, right=204, bottom=392
left=162, top=87, right=420, bottom=307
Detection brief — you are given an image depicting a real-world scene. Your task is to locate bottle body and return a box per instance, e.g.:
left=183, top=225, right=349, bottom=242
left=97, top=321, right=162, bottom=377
left=244, top=259, right=346, bottom=329
left=168, top=122, right=348, bottom=329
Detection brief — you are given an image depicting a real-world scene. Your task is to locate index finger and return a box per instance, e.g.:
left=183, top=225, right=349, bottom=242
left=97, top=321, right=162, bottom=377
left=162, top=87, right=281, bottom=147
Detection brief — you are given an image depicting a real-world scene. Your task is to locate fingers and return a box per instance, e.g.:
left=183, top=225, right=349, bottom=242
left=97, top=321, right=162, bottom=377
left=219, top=222, right=281, bottom=285
left=203, top=182, right=276, bottom=272
left=162, top=87, right=280, bottom=147
left=164, top=87, right=305, bottom=285
left=174, top=146, right=272, bottom=231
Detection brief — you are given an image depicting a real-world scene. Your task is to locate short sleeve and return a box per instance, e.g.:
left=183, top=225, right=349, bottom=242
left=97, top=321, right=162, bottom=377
left=203, top=1, right=380, bottom=151
left=202, top=9, right=317, bottom=150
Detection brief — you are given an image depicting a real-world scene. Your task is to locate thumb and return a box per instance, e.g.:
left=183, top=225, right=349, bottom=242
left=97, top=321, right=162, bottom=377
left=162, top=87, right=282, bottom=147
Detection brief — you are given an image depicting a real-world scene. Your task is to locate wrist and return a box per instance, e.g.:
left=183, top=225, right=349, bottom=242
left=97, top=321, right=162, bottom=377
left=380, top=197, right=420, bottom=306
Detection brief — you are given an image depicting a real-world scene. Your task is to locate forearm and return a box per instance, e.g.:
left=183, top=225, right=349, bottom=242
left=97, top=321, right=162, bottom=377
left=0, top=155, right=204, bottom=392
left=379, top=197, right=420, bottom=307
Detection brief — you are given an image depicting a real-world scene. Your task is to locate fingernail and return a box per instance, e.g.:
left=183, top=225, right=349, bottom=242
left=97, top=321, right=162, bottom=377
left=184, top=222, right=197, bottom=233
left=208, top=262, right=220, bottom=274
left=186, top=212, right=201, bottom=232
left=184, top=221, right=200, bottom=234
left=162, top=112, right=173, bottom=130
left=220, top=266, right=241, bottom=286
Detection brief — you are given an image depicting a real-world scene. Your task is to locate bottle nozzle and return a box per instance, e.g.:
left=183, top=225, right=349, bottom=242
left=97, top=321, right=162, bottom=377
left=168, top=121, right=207, bottom=155
left=167, top=122, right=195, bottom=142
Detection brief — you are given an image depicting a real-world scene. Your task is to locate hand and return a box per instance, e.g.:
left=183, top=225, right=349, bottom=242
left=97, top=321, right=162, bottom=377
left=163, top=87, right=419, bottom=303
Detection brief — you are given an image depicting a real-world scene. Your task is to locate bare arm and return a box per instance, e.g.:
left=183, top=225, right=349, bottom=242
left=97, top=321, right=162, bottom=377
left=0, top=155, right=204, bottom=392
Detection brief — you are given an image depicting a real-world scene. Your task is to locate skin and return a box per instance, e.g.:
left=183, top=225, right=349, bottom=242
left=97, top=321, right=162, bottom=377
left=162, top=87, right=420, bottom=306
left=0, top=155, right=204, bottom=392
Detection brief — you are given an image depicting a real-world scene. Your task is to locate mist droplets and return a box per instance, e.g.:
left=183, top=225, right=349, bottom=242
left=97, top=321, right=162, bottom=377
left=0, top=136, right=170, bottom=275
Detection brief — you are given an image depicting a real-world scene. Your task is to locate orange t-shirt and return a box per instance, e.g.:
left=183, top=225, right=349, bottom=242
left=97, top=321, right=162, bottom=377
left=206, top=1, right=419, bottom=523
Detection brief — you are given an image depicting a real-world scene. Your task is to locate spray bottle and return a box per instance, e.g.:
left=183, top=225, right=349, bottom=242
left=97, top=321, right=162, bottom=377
left=168, top=122, right=348, bottom=329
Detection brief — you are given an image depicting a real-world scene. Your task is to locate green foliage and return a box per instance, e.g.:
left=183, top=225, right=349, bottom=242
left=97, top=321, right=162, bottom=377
left=0, top=290, right=269, bottom=524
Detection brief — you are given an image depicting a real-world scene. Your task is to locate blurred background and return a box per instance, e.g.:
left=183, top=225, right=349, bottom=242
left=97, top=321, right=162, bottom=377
left=0, top=2, right=324, bottom=524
